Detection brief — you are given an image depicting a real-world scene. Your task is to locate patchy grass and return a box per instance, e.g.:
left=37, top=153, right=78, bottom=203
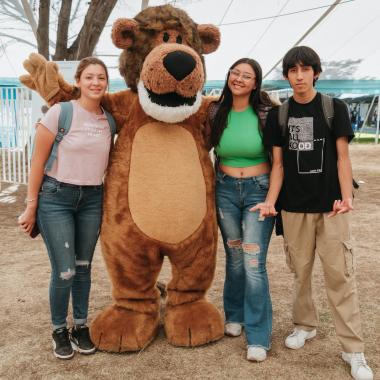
left=1, top=144, right=379, bottom=379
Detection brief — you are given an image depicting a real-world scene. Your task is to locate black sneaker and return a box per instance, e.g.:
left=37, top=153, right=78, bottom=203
left=70, top=325, right=96, bottom=354
left=52, top=327, right=75, bottom=359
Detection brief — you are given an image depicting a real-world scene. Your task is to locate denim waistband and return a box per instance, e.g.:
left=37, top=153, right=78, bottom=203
left=43, top=175, right=103, bottom=190
left=216, top=168, right=270, bottom=182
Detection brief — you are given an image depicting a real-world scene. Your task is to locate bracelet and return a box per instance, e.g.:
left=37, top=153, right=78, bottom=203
left=25, top=197, right=38, bottom=204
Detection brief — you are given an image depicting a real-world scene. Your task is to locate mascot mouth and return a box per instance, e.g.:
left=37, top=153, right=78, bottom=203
left=137, top=81, right=202, bottom=123
left=147, top=88, right=196, bottom=107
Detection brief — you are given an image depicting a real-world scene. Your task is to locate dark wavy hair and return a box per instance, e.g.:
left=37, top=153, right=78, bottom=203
left=210, top=58, right=271, bottom=148
left=282, top=46, right=322, bottom=86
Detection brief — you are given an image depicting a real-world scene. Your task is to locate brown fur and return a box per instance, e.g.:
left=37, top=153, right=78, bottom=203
left=115, top=5, right=219, bottom=91
left=20, top=4, right=223, bottom=353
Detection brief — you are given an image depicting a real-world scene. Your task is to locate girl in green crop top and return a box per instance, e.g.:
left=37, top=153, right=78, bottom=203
left=208, top=58, right=276, bottom=362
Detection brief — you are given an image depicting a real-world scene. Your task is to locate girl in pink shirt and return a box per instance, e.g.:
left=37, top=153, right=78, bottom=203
left=18, top=57, right=113, bottom=360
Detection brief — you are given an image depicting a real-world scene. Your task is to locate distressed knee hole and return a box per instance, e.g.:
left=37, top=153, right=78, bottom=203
left=248, top=257, right=259, bottom=268
left=60, top=268, right=75, bottom=280
left=64, top=242, right=70, bottom=248
left=75, top=260, right=90, bottom=267
left=227, top=239, right=242, bottom=249
left=243, top=243, right=260, bottom=254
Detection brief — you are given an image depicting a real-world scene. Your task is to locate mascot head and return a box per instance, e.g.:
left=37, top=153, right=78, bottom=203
left=111, top=5, right=220, bottom=123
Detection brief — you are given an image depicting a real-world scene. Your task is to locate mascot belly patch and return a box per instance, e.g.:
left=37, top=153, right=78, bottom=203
left=129, top=122, right=206, bottom=244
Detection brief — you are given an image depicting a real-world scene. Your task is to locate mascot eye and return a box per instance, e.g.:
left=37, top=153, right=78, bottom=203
left=163, top=32, right=170, bottom=42
left=176, top=35, right=182, bottom=44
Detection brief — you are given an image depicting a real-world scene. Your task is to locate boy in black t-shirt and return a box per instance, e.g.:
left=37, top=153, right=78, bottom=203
left=252, top=46, right=373, bottom=380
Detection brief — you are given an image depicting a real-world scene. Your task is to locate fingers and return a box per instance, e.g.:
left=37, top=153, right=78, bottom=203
left=29, top=52, right=48, bottom=65
left=58, top=74, right=74, bottom=93
left=19, top=75, right=36, bottom=90
left=327, top=211, right=336, bottom=218
left=250, top=204, right=260, bottom=212
left=250, top=203, right=277, bottom=218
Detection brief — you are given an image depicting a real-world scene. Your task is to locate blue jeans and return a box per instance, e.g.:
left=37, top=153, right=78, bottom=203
left=37, top=176, right=103, bottom=330
left=215, top=170, right=274, bottom=349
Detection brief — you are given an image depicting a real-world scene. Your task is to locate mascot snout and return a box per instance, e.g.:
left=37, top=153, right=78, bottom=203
left=139, top=43, right=205, bottom=123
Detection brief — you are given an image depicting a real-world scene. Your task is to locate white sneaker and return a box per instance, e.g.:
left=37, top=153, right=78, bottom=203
left=342, top=352, right=374, bottom=380
left=247, top=346, right=267, bottom=362
left=285, top=328, right=316, bottom=349
left=224, top=323, right=242, bottom=337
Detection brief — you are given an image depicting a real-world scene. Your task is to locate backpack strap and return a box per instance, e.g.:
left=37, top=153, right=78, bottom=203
left=103, top=109, right=116, bottom=139
left=278, top=99, right=289, bottom=137
left=45, top=101, right=73, bottom=171
left=278, top=94, right=334, bottom=136
left=320, top=93, right=334, bottom=129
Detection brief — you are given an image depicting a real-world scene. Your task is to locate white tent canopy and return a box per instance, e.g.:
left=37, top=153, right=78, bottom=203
left=1, top=0, right=380, bottom=80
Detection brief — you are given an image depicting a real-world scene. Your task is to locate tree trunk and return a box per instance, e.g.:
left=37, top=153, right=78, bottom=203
left=37, top=0, right=50, bottom=59
left=52, top=0, right=72, bottom=60
left=66, top=0, right=118, bottom=60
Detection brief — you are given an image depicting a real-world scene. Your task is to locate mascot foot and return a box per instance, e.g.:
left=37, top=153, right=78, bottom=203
left=164, top=300, right=224, bottom=347
left=90, top=305, right=159, bottom=352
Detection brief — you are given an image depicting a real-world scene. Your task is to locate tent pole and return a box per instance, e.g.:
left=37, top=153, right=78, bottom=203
left=375, top=95, right=380, bottom=144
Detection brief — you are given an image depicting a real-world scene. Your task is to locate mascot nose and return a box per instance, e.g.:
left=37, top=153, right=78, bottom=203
left=163, top=51, right=196, bottom=81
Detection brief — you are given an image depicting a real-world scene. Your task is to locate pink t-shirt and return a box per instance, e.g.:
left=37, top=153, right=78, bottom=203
left=40, top=100, right=111, bottom=185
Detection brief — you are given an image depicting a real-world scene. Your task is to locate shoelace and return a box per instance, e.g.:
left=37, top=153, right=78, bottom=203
left=56, top=328, right=70, bottom=344
left=352, top=353, right=369, bottom=369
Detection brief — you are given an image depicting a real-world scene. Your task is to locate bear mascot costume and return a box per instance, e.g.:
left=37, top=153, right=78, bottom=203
left=20, top=4, right=225, bottom=352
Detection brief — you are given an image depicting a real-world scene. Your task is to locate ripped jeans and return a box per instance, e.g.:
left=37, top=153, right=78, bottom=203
left=216, top=170, right=274, bottom=349
left=37, top=176, right=103, bottom=330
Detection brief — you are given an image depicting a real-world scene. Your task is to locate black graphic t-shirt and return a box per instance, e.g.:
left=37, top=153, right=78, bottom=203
left=264, top=93, right=354, bottom=212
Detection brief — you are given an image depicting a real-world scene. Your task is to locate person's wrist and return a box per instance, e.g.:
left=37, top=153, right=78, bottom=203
left=26, top=201, right=38, bottom=210
left=25, top=197, right=38, bottom=204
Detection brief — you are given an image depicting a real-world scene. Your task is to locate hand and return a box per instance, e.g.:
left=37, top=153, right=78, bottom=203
left=250, top=202, right=278, bottom=219
left=328, top=198, right=354, bottom=217
left=18, top=207, right=37, bottom=235
left=19, top=53, right=75, bottom=105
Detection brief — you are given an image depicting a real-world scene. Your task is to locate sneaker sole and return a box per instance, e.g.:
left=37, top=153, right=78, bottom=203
left=285, top=329, right=317, bottom=350
left=52, top=340, right=75, bottom=360
left=247, top=354, right=267, bottom=362
left=71, top=340, right=96, bottom=355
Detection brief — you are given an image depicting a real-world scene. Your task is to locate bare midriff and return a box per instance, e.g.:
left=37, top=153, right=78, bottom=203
left=219, top=161, right=270, bottom=178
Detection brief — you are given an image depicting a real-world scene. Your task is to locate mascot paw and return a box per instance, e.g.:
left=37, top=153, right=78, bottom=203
left=164, top=300, right=224, bottom=347
left=90, top=305, right=159, bottom=352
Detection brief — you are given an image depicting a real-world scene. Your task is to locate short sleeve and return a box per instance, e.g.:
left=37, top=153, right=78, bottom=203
left=39, top=103, right=61, bottom=135
left=332, top=99, right=354, bottom=142
left=263, top=106, right=284, bottom=147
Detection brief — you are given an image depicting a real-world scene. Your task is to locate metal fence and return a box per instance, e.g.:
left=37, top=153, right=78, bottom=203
left=0, top=87, right=33, bottom=185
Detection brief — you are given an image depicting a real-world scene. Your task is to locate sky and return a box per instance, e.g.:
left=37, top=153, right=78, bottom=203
left=1, top=0, right=380, bottom=80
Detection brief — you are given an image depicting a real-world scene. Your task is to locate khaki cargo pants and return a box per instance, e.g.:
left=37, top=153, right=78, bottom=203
left=282, top=210, right=364, bottom=352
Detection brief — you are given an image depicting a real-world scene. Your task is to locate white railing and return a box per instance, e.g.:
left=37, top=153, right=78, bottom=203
left=0, top=87, right=33, bottom=185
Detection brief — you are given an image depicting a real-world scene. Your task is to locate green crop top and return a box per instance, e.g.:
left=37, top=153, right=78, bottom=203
left=215, top=107, right=268, bottom=167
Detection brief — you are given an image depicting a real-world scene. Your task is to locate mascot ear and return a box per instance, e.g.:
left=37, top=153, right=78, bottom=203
left=112, top=18, right=139, bottom=49
left=197, top=24, right=220, bottom=54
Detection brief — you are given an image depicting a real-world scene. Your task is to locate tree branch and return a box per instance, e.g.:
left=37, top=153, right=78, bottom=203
left=67, top=0, right=117, bottom=60
left=37, top=0, right=50, bottom=58
left=52, top=0, right=72, bottom=60
left=0, top=32, right=37, bottom=48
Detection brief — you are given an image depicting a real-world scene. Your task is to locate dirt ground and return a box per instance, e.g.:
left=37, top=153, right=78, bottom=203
left=1, top=144, right=379, bottom=380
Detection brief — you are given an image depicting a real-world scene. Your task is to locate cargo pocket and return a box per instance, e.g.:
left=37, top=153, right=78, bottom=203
left=283, top=241, right=295, bottom=273
left=342, top=240, right=355, bottom=277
